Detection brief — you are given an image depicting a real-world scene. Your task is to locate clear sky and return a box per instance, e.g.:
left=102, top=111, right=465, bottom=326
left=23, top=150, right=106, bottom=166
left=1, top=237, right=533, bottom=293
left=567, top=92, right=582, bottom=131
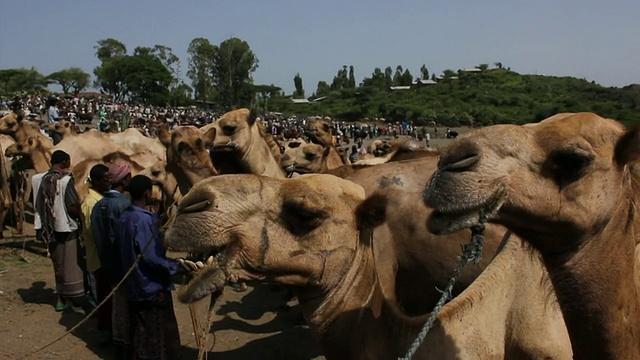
left=1, top=0, right=638, bottom=95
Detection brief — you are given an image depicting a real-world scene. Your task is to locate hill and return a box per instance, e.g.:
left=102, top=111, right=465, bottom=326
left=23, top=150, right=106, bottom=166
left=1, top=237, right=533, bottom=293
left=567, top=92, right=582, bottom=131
left=269, top=69, right=640, bottom=126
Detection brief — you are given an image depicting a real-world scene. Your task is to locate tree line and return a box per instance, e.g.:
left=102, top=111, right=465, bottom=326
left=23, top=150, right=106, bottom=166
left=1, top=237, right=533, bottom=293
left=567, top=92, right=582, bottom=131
left=1, top=36, right=638, bottom=127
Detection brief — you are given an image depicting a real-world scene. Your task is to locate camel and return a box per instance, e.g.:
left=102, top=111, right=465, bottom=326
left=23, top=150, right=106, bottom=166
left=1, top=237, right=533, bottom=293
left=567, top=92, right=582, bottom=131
left=304, top=119, right=347, bottom=168
left=281, top=138, right=433, bottom=176
left=423, top=112, right=640, bottom=360
left=163, top=174, right=570, bottom=359
left=203, top=108, right=285, bottom=178
left=46, top=120, right=165, bottom=169
left=5, top=136, right=144, bottom=200
left=149, top=125, right=217, bottom=203
left=0, top=112, right=52, bottom=147
left=280, top=142, right=333, bottom=174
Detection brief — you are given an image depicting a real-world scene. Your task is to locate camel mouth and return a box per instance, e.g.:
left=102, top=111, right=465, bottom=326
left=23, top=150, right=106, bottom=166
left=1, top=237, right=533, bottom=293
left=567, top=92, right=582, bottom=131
left=173, top=245, right=235, bottom=303
left=211, top=140, right=240, bottom=152
left=427, top=185, right=507, bottom=235
left=283, top=164, right=312, bottom=175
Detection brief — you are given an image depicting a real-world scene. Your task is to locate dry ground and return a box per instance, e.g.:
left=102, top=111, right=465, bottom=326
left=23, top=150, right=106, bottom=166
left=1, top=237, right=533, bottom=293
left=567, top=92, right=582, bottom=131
left=0, top=127, right=466, bottom=360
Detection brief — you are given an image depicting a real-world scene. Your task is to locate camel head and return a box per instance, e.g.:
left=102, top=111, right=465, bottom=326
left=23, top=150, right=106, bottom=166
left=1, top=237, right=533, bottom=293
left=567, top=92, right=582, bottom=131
left=280, top=142, right=331, bottom=175
left=163, top=174, right=368, bottom=303
left=208, top=108, right=259, bottom=154
left=158, top=124, right=217, bottom=186
left=140, top=160, right=169, bottom=186
left=305, top=119, right=333, bottom=146
left=5, top=136, right=41, bottom=157
left=0, top=112, right=21, bottom=134
left=423, top=112, right=638, bottom=251
left=45, top=120, right=76, bottom=136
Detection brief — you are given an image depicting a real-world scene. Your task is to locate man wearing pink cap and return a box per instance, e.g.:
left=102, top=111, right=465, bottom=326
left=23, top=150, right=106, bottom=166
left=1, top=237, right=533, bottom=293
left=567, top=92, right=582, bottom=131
left=91, top=161, right=133, bottom=358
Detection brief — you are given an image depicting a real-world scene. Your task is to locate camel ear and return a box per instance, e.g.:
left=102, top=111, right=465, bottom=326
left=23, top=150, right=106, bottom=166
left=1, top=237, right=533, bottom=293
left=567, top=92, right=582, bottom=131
left=615, top=125, right=640, bottom=166
left=247, top=107, right=259, bottom=126
left=203, top=127, right=216, bottom=146
left=158, top=125, right=171, bottom=147
left=355, top=192, right=388, bottom=231
left=322, top=146, right=331, bottom=158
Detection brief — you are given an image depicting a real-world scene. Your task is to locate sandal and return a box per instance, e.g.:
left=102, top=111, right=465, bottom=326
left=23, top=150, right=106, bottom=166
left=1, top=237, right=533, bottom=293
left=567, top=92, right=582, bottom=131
left=55, top=299, right=73, bottom=312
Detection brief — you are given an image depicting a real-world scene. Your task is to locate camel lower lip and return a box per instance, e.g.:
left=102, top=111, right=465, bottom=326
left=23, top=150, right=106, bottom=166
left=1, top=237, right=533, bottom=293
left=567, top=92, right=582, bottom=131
left=427, top=187, right=506, bottom=235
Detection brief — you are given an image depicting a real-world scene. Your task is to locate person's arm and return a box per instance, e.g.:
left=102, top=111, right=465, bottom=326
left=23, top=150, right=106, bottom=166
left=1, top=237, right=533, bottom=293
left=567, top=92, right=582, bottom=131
left=134, top=216, right=179, bottom=275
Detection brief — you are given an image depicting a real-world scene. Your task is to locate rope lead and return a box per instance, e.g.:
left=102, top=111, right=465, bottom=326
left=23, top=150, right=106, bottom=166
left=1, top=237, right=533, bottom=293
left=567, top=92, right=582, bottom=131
left=399, top=216, right=488, bottom=360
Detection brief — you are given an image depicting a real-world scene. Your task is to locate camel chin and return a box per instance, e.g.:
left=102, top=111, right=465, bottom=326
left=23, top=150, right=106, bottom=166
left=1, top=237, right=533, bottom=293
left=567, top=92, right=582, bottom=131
left=425, top=184, right=507, bottom=235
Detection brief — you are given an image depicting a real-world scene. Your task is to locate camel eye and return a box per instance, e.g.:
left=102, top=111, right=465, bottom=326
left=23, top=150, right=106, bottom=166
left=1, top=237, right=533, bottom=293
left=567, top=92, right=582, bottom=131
left=178, top=142, right=192, bottom=155
left=222, top=125, right=236, bottom=136
left=151, top=170, right=161, bottom=177
left=282, top=200, right=327, bottom=235
left=305, top=152, right=317, bottom=161
left=552, top=149, right=593, bottom=186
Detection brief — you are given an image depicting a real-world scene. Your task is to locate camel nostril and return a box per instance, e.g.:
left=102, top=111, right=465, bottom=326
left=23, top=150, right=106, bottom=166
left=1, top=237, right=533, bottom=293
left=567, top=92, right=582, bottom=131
left=441, top=153, right=481, bottom=171
left=438, top=140, right=482, bottom=172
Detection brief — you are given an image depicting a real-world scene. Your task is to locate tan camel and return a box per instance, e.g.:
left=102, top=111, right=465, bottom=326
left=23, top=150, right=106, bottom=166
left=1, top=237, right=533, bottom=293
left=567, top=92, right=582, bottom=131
left=154, top=124, right=217, bottom=199
left=0, top=112, right=52, bottom=147
left=46, top=120, right=165, bottom=169
left=305, top=119, right=347, bottom=168
left=423, top=112, right=640, bottom=360
left=280, top=142, right=333, bottom=174
left=204, top=108, right=285, bottom=178
left=5, top=136, right=144, bottom=200
left=164, top=174, right=570, bottom=359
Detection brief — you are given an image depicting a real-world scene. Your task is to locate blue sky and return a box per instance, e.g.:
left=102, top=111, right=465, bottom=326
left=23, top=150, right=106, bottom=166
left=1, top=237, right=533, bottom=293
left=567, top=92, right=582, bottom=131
left=1, top=0, right=638, bottom=95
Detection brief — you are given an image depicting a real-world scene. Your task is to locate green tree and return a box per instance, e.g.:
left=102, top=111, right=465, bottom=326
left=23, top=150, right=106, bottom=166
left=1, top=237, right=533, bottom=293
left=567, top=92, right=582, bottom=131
left=121, top=54, right=172, bottom=105
left=315, top=81, right=331, bottom=97
left=442, top=69, right=457, bottom=78
left=392, top=65, right=404, bottom=86
left=476, top=63, right=489, bottom=72
left=420, top=64, right=429, bottom=79
left=168, top=82, right=194, bottom=107
left=348, top=65, right=356, bottom=88
left=384, top=66, right=393, bottom=88
left=187, top=38, right=218, bottom=102
left=0, top=67, right=48, bottom=94
left=361, top=67, right=387, bottom=91
left=401, top=69, right=413, bottom=86
left=331, top=65, right=349, bottom=90
left=214, top=37, right=259, bottom=109
left=293, top=73, right=304, bottom=98
left=94, top=38, right=127, bottom=62
left=47, top=67, right=90, bottom=94
left=134, top=45, right=181, bottom=86
left=94, top=54, right=172, bottom=104
left=253, top=84, right=282, bottom=111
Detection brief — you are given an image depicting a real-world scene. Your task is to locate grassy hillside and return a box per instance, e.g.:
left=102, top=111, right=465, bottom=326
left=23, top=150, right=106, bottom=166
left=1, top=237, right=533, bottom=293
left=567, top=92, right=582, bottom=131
left=270, top=69, right=640, bottom=126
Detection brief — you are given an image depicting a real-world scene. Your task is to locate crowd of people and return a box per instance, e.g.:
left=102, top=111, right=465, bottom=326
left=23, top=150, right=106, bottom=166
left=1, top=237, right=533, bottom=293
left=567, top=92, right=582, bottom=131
left=32, top=150, right=181, bottom=359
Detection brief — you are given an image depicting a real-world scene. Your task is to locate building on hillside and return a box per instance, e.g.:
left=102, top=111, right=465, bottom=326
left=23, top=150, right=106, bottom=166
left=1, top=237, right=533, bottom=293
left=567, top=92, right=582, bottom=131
left=413, top=79, right=437, bottom=86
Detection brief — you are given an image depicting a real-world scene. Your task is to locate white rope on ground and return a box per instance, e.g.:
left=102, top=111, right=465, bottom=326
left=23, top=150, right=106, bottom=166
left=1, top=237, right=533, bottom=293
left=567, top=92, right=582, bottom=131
left=399, top=217, right=488, bottom=360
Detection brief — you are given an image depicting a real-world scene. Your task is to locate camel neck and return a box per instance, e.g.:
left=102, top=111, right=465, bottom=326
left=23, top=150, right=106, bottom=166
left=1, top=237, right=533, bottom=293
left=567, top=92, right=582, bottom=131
left=296, top=231, right=425, bottom=359
left=541, top=197, right=640, bottom=359
left=242, top=130, right=285, bottom=178
left=31, top=146, right=52, bottom=173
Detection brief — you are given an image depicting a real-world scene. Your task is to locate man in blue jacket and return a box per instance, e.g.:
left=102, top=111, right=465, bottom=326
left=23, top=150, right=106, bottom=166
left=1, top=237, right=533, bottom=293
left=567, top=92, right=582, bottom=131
left=117, top=175, right=181, bottom=359
left=91, top=161, right=132, bottom=357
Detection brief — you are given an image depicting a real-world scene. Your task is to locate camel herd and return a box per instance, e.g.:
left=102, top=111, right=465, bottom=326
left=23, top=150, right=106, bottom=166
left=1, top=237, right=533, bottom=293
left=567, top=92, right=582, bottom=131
left=1, top=110, right=638, bottom=359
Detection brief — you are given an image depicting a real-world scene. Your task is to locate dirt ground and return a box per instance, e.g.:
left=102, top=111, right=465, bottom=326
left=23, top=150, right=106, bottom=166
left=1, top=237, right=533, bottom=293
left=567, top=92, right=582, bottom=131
left=0, top=232, right=324, bottom=360
left=0, top=127, right=465, bottom=360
